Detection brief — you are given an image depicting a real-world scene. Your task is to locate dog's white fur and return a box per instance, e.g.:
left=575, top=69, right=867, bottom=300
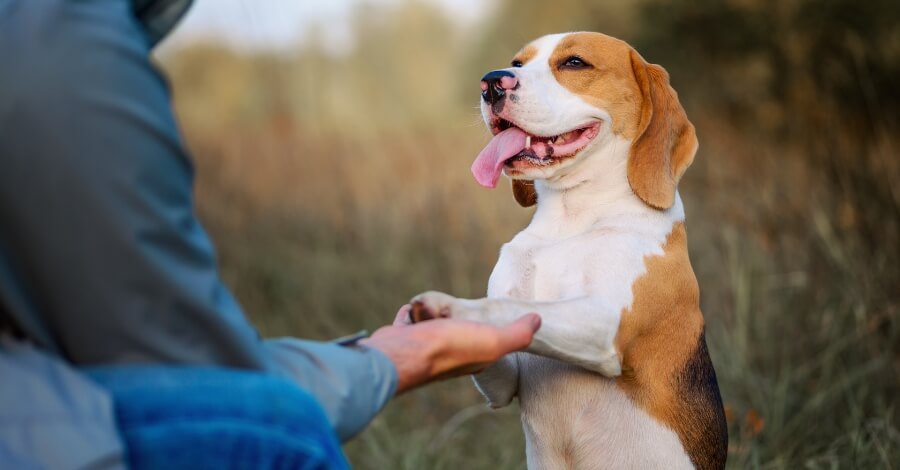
left=412, top=33, right=695, bottom=468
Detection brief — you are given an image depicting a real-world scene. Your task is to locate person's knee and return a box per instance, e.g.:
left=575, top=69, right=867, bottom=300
left=86, top=367, right=350, bottom=469
left=234, top=373, right=338, bottom=437
left=88, top=367, right=338, bottom=434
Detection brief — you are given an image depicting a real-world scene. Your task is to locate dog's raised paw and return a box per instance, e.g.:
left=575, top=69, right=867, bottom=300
left=408, top=301, right=434, bottom=323
left=409, top=291, right=456, bottom=323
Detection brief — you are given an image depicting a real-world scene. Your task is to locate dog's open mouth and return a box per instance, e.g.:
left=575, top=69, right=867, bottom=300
left=471, top=119, right=600, bottom=188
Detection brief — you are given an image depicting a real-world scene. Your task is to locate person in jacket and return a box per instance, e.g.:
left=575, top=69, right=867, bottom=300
left=0, top=1, right=540, bottom=468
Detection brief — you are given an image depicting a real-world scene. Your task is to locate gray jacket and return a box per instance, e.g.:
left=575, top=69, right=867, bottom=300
left=0, top=0, right=397, bottom=467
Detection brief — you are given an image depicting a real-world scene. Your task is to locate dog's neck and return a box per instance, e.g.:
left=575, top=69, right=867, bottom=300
left=526, top=134, right=671, bottom=239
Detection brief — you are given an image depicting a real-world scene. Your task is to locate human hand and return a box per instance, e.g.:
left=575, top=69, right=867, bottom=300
left=360, top=305, right=541, bottom=394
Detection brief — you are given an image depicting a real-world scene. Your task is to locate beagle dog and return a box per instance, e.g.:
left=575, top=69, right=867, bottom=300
left=409, top=32, right=728, bottom=469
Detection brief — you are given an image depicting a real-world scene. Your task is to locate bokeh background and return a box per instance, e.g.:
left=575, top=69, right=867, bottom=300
left=156, top=0, right=899, bottom=468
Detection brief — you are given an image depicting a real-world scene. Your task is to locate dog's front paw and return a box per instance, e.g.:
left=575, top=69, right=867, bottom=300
left=409, top=291, right=459, bottom=323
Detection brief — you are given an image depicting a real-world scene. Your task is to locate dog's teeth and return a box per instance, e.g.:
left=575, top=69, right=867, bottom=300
left=525, top=136, right=531, bottom=148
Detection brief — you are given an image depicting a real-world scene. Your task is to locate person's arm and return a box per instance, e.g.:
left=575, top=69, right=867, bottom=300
left=263, top=306, right=539, bottom=440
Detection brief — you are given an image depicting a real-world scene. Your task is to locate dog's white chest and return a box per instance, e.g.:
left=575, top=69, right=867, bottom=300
left=487, top=228, right=658, bottom=308
left=487, top=238, right=588, bottom=301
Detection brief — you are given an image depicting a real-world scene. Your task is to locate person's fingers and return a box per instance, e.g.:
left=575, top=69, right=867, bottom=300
left=393, top=304, right=412, bottom=326
left=492, top=313, right=541, bottom=354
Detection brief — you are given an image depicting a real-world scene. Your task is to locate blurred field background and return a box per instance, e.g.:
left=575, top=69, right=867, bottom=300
left=156, top=0, right=899, bottom=468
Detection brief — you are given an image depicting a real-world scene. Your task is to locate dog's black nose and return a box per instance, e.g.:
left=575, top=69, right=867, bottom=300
left=481, top=70, right=518, bottom=104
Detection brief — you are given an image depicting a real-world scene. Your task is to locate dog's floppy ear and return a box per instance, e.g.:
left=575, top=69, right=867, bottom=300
left=628, top=50, right=698, bottom=210
left=512, top=180, right=537, bottom=207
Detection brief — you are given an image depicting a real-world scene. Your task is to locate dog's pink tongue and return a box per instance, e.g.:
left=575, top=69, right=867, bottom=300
left=471, top=127, right=528, bottom=188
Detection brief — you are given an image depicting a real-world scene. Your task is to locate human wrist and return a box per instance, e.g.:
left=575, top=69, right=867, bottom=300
left=359, top=325, right=443, bottom=394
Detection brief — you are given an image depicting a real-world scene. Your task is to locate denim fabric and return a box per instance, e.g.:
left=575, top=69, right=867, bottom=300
left=85, top=367, right=351, bottom=470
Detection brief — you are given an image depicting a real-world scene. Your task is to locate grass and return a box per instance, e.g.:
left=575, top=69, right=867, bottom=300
left=160, top=1, right=899, bottom=467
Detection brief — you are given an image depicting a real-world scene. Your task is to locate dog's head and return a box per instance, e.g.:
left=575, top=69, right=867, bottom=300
left=471, top=32, right=697, bottom=210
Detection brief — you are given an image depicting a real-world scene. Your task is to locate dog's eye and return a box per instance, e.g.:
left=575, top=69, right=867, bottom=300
left=560, top=56, right=590, bottom=70
left=511, top=59, right=524, bottom=68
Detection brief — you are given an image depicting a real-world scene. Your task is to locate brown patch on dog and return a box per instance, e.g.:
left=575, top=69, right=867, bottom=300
left=614, top=223, right=728, bottom=469
left=628, top=50, right=697, bottom=210
left=548, top=32, right=697, bottom=210
left=512, top=180, right=537, bottom=207
left=409, top=301, right=437, bottom=323
left=513, top=44, right=539, bottom=66
left=549, top=32, right=644, bottom=139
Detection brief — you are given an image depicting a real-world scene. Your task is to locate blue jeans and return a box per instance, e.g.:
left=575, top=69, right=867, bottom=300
left=84, top=367, right=350, bottom=470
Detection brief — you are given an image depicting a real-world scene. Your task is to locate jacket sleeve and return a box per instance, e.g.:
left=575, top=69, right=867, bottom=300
left=266, top=340, right=398, bottom=440
left=0, top=0, right=396, bottom=442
